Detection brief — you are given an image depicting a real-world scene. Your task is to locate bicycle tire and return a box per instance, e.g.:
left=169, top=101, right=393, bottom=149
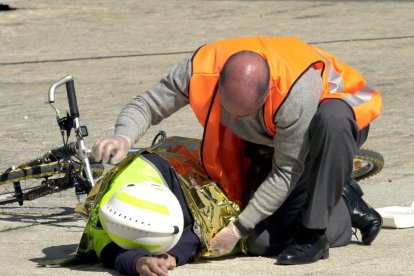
left=0, top=162, right=104, bottom=205
left=0, top=162, right=63, bottom=184
left=352, top=148, right=384, bottom=181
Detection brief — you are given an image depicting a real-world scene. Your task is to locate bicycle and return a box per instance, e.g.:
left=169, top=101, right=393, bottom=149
left=0, top=76, right=385, bottom=207
left=0, top=75, right=104, bottom=206
left=351, top=148, right=384, bottom=181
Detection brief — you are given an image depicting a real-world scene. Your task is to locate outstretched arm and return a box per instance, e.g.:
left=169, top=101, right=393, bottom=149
left=238, top=67, right=322, bottom=231
left=115, top=57, right=192, bottom=144
left=93, top=56, right=193, bottom=164
left=100, top=222, right=200, bottom=275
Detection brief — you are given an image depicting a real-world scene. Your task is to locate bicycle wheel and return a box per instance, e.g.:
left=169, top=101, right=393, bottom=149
left=0, top=162, right=104, bottom=205
left=0, top=162, right=63, bottom=184
left=0, top=162, right=62, bottom=205
left=352, top=148, right=384, bottom=181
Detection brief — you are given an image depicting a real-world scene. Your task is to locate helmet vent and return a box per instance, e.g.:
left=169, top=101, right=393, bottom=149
left=104, top=205, right=150, bottom=229
left=99, top=182, right=184, bottom=253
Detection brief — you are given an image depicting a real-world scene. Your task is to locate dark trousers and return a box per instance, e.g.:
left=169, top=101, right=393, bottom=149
left=246, top=100, right=368, bottom=255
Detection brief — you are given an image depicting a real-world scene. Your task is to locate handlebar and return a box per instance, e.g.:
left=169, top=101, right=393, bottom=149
left=65, top=79, right=80, bottom=118
left=48, top=75, right=80, bottom=118
left=48, top=75, right=72, bottom=103
left=47, top=75, right=95, bottom=189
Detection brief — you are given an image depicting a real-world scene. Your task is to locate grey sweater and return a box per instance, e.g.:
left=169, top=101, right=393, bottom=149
left=115, top=55, right=322, bottom=231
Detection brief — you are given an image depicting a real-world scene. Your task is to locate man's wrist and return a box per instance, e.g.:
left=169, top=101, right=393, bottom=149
left=116, top=135, right=132, bottom=147
left=234, top=219, right=253, bottom=237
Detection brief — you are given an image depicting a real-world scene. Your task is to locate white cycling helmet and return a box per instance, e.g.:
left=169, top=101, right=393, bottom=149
left=99, top=182, right=184, bottom=254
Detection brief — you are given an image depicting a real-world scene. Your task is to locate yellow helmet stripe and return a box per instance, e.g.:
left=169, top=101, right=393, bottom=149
left=115, top=191, right=170, bottom=215
left=108, top=230, right=162, bottom=251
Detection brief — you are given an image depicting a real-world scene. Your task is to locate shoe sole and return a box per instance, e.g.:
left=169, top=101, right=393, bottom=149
left=276, top=249, right=329, bottom=265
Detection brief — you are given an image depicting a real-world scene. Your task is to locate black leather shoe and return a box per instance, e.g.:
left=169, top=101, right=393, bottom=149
left=276, top=228, right=329, bottom=265
left=342, top=179, right=383, bottom=245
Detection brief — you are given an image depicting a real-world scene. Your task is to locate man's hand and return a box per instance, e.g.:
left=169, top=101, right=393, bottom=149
left=209, top=221, right=242, bottom=257
left=92, top=135, right=131, bottom=164
left=157, top=254, right=177, bottom=269
left=136, top=256, right=168, bottom=276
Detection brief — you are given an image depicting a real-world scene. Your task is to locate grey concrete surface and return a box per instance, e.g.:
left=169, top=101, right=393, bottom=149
left=0, top=0, right=413, bottom=275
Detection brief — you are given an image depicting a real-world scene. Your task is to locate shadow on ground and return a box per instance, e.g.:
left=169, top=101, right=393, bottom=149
left=30, top=243, right=119, bottom=275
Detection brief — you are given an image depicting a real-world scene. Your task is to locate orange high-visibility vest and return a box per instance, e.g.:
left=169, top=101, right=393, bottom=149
left=189, top=37, right=382, bottom=205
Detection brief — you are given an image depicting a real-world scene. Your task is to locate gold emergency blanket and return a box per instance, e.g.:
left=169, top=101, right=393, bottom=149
left=76, top=136, right=240, bottom=258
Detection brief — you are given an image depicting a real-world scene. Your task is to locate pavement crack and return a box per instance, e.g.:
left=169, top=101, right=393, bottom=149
left=0, top=223, right=39, bottom=232
left=0, top=35, right=413, bottom=66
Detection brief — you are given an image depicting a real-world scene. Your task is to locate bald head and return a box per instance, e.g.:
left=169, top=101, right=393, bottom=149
left=219, top=51, right=270, bottom=117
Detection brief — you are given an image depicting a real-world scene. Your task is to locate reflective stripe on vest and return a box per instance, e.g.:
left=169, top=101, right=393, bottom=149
left=315, top=47, right=382, bottom=129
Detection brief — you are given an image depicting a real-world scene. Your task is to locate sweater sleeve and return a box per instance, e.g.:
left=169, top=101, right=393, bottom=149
left=238, top=68, right=322, bottom=230
left=115, top=56, right=192, bottom=144
left=168, top=224, right=201, bottom=266
left=100, top=242, right=151, bottom=276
